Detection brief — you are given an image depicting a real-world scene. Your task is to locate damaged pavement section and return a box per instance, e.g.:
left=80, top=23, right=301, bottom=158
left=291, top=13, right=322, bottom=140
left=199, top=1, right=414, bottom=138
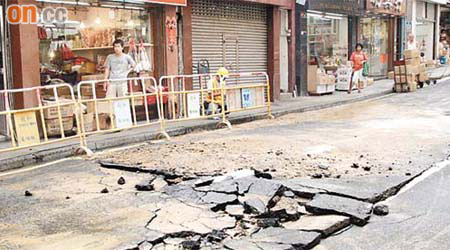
left=100, top=163, right=419, bottom=250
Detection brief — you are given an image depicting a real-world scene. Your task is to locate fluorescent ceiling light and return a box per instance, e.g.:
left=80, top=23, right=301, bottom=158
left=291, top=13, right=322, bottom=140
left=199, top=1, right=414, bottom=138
left=36, top=0, right=90, bottom=6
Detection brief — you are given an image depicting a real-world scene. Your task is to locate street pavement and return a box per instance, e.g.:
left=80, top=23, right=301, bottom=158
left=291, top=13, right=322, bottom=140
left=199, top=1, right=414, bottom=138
left=1, top=80, right=450, bottom=249
left=317, top=160, right=450, bottom=250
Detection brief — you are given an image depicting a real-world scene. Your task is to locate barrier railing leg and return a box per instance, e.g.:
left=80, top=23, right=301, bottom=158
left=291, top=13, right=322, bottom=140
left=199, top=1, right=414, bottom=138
left=265, top=75, right=275, bottom=120
left=74, top=102, right=93, bottom=156
left=217, top=83, right=232, bottom=129
left=155, top=86, right=170, bottom=141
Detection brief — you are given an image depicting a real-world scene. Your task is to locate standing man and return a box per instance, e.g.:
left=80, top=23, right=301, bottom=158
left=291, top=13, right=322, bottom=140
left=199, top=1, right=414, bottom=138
left=103, top=39, right=136, bottom=97
left=406, top=33, right=419, bottom=50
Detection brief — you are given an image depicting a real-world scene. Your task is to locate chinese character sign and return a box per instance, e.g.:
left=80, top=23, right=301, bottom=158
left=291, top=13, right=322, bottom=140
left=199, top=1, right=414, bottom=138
left=14, top=111, right=40, bottom=146
left=113, top=100, right=133, bottom=129
left=187, top=93, right=201, bottom=118
left=241, top=89, right=252, bottom=108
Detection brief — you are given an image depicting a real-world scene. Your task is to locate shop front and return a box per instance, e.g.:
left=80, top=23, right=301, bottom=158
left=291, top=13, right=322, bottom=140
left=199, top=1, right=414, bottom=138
left=6, top=0, right=186, bottom=109
left=407, top=0, right=444, bottom=60
left=362, top=0, right=406, bottom=77
left=184, top=0, right=296, bottom=101
left=37, top=0, right=164, bottom=88
left=305, top=0, right=363, bottom=94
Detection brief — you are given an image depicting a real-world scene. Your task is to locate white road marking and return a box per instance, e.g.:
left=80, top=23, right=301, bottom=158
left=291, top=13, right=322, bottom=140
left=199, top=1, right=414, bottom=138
left=0, top=158, right=81, bottom=178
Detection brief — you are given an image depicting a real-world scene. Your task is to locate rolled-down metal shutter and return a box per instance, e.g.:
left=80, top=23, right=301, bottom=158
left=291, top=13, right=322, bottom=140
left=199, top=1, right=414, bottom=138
left=191, top=0, right=268, bottom=89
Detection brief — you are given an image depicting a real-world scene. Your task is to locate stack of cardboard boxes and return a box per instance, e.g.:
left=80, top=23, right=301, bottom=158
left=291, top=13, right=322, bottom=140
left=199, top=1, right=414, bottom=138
left=307, top=65, right=336, bottom=95
left=42, top=98, right=75, bottom=136
left=394, top=49, right=421, bottom=93
left=80, top=75, right=111, bottom=131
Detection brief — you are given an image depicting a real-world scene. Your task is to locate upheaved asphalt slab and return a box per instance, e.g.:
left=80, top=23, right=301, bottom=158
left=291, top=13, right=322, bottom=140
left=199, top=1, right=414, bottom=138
left=0, top=158, right=429, bottom=250
left=317, top=163, right=450, bottom=250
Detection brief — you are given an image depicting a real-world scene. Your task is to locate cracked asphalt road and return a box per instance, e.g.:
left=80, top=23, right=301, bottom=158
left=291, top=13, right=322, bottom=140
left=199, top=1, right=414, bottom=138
left=96, top=81, right=450, bottom=179
left=317, top=160, right=450, bottom=250
left=1, top=82, right=450, bottom=249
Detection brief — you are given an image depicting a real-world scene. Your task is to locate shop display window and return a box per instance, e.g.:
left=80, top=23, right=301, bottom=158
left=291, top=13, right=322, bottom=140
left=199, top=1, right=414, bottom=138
left=38, top=4, right=154, bottom=86
left=359, top=18, right=389, bottom=77
left=307, top=14, right=348, bottom=69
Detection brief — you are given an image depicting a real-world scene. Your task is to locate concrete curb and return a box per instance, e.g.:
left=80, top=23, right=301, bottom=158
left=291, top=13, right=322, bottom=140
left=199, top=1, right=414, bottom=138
left=0, top=89, right=393, bottom=172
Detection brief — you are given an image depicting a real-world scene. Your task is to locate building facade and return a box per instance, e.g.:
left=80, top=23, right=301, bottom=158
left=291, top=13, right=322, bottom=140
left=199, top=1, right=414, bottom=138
left=0, top=0, right=296, bottom=135
left=295, top=0, right=407, bottom=96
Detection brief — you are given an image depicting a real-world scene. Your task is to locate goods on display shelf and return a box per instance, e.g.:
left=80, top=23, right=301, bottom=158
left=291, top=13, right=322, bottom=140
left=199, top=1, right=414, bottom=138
left=38, top=5, right=154, bottom=87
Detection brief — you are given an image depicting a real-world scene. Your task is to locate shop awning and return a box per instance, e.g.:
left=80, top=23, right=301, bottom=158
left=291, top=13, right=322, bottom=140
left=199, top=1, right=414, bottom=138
left=422, top=0, right=447, bottom=4
left=140, top=0, right=186, bottom=6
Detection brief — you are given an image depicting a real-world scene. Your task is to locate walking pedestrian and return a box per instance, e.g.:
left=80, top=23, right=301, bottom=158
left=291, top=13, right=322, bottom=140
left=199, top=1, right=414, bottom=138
left=439, top=34, right=449, bottom=64
left=103, top=39, right=136, bottom=98
left=349, top=43, right=368, bottom=94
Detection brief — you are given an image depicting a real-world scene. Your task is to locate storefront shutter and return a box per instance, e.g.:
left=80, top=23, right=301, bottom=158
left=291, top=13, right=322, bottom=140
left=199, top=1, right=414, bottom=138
left=191, top=0, right=268, bottom=89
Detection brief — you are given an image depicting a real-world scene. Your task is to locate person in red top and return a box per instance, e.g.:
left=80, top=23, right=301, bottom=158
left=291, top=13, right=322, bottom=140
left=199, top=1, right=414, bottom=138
left=349, top=43, right=368, bottom=94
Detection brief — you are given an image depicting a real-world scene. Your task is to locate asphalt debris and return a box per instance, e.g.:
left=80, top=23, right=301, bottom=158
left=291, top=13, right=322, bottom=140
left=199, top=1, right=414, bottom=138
left=118, top=177, right=126, bottom=185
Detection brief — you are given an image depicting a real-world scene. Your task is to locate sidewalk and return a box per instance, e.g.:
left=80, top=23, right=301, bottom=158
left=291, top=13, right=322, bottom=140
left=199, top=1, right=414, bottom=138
left=0, top=79, right=395, bottom=172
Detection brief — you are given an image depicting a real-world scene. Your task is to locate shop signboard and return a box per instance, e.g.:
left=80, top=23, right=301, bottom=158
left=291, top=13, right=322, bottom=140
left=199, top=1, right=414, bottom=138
left=308, top=0, right=362, bottom=16
left=144, top=0, right=187, bottom=6
left=187, top=93, right=201, bottom=118
left=14, top=111, right=40, bottom=146
left=241, top=88, right=252, bottom=108
left=113, top=100, right=133, bottom=129
left=366, top=0, right=406, bottom=16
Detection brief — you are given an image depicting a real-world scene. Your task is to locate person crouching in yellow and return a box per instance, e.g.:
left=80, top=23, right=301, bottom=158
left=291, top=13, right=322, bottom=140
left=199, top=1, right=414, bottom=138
left=204, top=67, right=229, bottom=119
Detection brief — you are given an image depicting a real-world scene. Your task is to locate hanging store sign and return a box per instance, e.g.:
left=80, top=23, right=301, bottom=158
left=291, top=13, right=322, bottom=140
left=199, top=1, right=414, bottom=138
left=366, top=0, right=406, bottom=16
left=144, top=0, right=187, bottom=6
left=308, top=0, right=362, bottom=16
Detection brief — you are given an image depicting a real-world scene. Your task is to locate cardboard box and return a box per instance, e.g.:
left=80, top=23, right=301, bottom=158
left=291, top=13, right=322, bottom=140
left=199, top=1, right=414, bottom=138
left=307, top=65, right=319, bottom=93
left=82, top=113, right=94, bottom=132
left=93, top=113, right=112, bottom=130
left=402, top=84, right=409, bottom=92
left=394, top=66, right=401, bottom=74
left=367, top=78, right=374, bottom=86
left=388, top=71, right=395, bottom=79
left=41, top=86, right=72, bottom=98
left=406, top=74, right=415, bottom=84
left=81, top=74, right=104, bottom=82
left=395, top=76, right=401, bottom=83
left=41, top=99, right=74, bottom=119
left=45, top=117, right=73, bottom=136
left=406, top=65, right=419, bottom=75
left=394, top=84, right=403, bottom=93
left=80, top=85, right=107, bottom=98
left=419, top=64, right=427, bottom=73
left=426, top=60, right=435, bottom=67
left=400, top=66, right=406, bottom=74
left=419, top=72, right=429, bottom=82
left=128, top=92, right=145, bottom=106
left=406, top=58, right=421, bottom=66
left=404, top=49, right=420, bottom=59
left=408, top=81, right=417, bottom=92
left=96, top=101, right=114, bottom=114
left=401, top=75, right=407, bottom=83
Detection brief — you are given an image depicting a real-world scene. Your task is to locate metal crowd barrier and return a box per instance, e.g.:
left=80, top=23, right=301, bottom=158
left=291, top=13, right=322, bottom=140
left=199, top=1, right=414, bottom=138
left=0, top=83, right=86, bottom=154
left=158, top=71, right=273, bottom=130
left=0, top=72, right=272, bottom=155
left=77, top=76, right=169, bottom=141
